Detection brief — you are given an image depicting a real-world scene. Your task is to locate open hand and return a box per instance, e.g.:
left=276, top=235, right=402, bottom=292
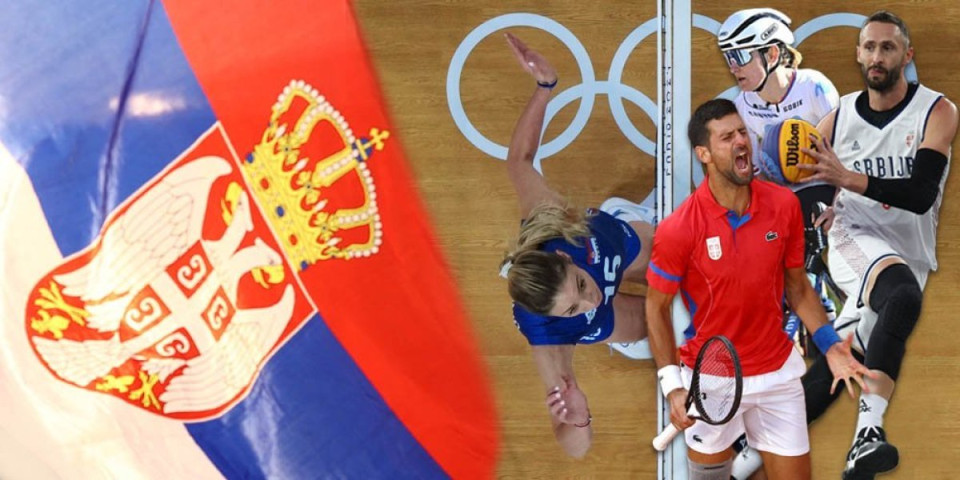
left=798, top=134, right=853, bottom=189
left=825, top=334, right=878, bottom=397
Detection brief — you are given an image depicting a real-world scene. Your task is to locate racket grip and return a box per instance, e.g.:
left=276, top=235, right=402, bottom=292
left=652, top=423, right=681, bottom=451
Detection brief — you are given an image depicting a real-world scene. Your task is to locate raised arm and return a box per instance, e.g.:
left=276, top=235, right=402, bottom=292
left=504, top=33, right=564, bottom=218
left=529, top=344, right=593, bottom=458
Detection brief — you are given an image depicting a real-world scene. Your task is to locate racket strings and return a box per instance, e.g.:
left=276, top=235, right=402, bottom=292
left=694, top=342, right=739, bottom=423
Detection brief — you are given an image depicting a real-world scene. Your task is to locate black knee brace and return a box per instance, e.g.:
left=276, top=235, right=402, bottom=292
left=865, top=264, right=923, bottom=380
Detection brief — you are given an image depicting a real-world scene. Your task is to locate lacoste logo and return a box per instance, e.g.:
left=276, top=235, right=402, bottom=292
left=765, top=231, right=778, bottom=241
left=692, top=434, right=703, bottom=443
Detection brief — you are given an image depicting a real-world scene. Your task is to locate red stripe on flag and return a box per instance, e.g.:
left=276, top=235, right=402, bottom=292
left=162, top=1, right=498, bottom=477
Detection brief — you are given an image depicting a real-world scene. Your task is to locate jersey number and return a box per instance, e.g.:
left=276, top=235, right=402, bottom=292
left=602, top=255, right=622, bottom=305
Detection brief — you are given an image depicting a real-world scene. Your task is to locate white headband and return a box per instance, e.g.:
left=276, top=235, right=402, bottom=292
left=499, top=260, right=512, bottom=279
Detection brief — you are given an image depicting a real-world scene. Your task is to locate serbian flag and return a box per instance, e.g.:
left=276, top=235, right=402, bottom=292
left=0, top=1, right=497, bottom=478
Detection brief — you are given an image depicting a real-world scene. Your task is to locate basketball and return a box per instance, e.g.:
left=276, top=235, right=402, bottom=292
left=759, top=118, right=821, bottom=185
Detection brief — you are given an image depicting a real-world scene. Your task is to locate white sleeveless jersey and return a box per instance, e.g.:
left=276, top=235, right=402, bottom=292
left=735, top=68, right=840, bottom=192
left=831, top=84, right=949, bottom=271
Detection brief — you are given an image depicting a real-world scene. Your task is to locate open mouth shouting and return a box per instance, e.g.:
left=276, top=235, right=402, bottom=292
left=734, top=149, right=752, bottom=176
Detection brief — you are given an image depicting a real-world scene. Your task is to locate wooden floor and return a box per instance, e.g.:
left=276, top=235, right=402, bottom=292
left=354, top=1, right=960, bottom=478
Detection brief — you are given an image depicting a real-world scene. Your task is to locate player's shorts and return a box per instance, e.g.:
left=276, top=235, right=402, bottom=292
left=828, top=225, right=929, bottom=354
left=681, top=349, right=809, bottom=456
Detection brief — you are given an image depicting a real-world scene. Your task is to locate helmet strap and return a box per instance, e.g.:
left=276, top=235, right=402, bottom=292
left=752, top=47, right=779, bottom=92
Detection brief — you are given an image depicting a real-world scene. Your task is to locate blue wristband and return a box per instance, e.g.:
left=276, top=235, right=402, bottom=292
left=812, top=323, right=842, bottom=353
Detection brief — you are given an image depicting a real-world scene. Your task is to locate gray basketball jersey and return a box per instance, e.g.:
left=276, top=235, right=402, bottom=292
left=831, top=84, right=949, bottom=271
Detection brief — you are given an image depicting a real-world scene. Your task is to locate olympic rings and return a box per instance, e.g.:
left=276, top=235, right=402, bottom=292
left=446, top=13, right=597, bottom=170
left=447, top=12, right=918, bottom=168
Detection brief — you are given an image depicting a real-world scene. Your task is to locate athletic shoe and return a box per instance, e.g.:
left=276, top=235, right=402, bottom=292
left=599, top=196, right=655, bottom=225
left=608, top=340, right=650, bottom=360
left=842, top=426, right=899, bottom=480
left=730, top=442, right=763, bottom=480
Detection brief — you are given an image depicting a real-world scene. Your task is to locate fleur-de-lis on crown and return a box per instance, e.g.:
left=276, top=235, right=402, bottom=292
left=241, top=80, right=386, bottom=270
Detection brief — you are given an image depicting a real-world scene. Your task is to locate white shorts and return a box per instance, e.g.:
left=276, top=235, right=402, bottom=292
left=682, top=349, right=809, bottom=456
left=828, top=226, right=929, bottom=354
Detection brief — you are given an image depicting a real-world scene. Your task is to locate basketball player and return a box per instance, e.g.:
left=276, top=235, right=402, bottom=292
left=646, top=98, right=871, bottom=480
left=796, top=11, right=958, bottom=479
left=498, top=33, right=655, bottom=458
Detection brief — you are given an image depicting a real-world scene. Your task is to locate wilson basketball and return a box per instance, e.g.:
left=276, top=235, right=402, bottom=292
left=759, top=118, right=821, bottom=184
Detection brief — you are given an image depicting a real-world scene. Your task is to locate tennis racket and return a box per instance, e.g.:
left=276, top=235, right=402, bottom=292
left=652, top=335, right=743, bottom=451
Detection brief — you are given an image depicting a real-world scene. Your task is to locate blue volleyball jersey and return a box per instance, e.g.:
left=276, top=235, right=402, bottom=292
left=513, top=210, right=641, bottom=345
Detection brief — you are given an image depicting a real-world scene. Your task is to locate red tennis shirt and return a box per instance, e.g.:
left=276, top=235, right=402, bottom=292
left=647, top=178, right=804, bottom=376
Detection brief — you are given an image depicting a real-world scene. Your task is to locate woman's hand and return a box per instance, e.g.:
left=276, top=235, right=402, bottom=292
left=546, top=377, right=590, bottom=426
left=505, top=32, right=558, bottom=86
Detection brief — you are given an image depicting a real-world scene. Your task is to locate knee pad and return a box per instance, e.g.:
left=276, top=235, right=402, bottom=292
left=865, top=264, right=923, bottom=379
left=688, top=457, right=732, bottom=480
left=869, top=264, right=923, bottom=341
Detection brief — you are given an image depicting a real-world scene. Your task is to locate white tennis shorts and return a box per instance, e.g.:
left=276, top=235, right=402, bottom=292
left=828, top=225, right=929, bottom=354
left=682, top=349, right=809, bottom=456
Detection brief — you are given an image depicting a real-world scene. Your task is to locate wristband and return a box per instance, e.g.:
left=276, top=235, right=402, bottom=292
left=657, top=365, right=683, bottom=396
left=537, top=78, right=558, bottom=89
left=812, top=323, right=842, bottom=353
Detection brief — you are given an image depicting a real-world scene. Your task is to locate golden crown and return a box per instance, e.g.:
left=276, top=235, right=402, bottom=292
left=241, top=80, right=386, bottom=270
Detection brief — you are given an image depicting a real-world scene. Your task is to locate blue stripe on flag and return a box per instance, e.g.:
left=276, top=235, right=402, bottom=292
left=188, top=315, right=447, bottom=479
left=0, top=0, right=215, bottom=256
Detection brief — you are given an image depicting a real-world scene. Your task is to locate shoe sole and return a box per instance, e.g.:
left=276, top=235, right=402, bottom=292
left=842, top=442, right=899, bottom=480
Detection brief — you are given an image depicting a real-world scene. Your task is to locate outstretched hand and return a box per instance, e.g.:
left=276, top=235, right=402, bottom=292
left=825, top=334, right=878, bottom=398
left=505, top=32, right=558, bottom=85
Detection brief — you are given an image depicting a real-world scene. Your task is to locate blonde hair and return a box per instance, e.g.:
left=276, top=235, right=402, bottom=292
left=777, top=44, right=803, bottom=69
left=501, top=202, right=590, bottom=314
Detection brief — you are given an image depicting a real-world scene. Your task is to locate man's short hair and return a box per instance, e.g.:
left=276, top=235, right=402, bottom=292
left=863, top=10, right=911, bottom=48
left=688, top=98, right=740, bottom=148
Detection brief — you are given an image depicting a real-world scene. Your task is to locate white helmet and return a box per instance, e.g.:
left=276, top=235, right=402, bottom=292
left=717, top=8, right=794, bottom=52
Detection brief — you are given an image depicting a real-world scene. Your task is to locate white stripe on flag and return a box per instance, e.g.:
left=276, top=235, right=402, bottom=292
left=0, top=144, right=225, bottom=480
